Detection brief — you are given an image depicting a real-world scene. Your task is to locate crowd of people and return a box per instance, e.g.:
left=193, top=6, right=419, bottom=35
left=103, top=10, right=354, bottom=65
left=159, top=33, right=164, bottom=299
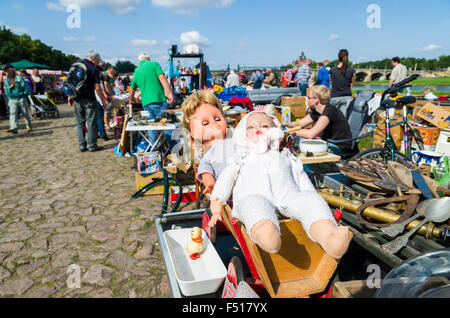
left=1, top=47, right=411, bottom=160
left=67, top=51, right=137, bottom=152
left=0, top=55, right=132, bottom=142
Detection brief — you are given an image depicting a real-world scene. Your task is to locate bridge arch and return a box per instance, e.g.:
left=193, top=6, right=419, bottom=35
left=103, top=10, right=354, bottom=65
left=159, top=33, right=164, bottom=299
left=371, top=72, right=384, bottom=81
left=355, top=72, right=369, bottom=82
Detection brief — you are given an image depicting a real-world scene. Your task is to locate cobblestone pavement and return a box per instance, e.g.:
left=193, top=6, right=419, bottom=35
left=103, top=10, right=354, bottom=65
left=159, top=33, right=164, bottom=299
left=0, top=104, right=171, bottom=298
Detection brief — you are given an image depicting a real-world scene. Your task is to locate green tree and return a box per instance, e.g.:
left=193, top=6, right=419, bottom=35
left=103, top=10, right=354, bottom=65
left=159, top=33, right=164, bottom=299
left=115, top=60, right=137, bottom=74
left=0, top=26, right=79, bottom=70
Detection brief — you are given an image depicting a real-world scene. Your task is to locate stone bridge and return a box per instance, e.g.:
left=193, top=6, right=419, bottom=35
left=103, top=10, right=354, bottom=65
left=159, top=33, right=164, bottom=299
left=352, top=69, right=450, bottom=82
left=211, top=68, right=450, bottom=83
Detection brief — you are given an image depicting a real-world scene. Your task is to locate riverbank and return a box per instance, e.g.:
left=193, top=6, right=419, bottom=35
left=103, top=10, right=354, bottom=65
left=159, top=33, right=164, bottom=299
left=352, top=88, right=450, bottom=97
left=355, top=77, right=450, bottom=86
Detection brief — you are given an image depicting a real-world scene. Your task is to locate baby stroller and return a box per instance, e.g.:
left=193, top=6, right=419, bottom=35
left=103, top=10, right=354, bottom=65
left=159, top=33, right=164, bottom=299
left=28, top=94, right=60, bottom=120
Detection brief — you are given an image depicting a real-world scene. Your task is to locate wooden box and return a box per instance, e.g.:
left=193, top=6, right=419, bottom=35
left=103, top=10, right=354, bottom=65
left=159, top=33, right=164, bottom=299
left=415, top=102, right=450, bottom=129
left=281, top=96, right=308, bottom=120
left=333, top=280, right=377, bottom=298
left=373, top=112, right=404, bottom=148
left=221, top=206, right=348, bottom=298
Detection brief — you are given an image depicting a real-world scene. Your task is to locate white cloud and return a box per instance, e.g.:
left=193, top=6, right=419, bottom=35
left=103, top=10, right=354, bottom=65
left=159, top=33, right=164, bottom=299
left=419, top=44, right=443, bottom=52
left=83, top=36, right=96, bottom=42
left=180, top=31, right=210, bottom=46
left=0, top=21, right=29, bottom=34
left=130, top=38, right=158, bottom=47
left=237, top=36, right=247, bottom=48
left=329, top=34, right=340, bottom=41
left=63, top=36, right=78, bottom=42
left=151, top=0, right=235, bottom=15
left=47, top=0, right=143, bottom=14
left=45, top=2, right=66, bottom=11
left=12, top=3, right=23, bottom=10
left=63, top=36, right=96, bottom=42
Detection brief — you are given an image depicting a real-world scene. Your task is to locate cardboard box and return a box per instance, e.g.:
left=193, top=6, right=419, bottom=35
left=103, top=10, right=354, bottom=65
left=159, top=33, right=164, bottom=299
left=134, top=152, right=162, bottom=175
left=281, top=96, right=306, bottom=107
left=281, top=96, right=308, bottom=120
left=164, top=154, right=192, bottom=174
left=135, top=171, right=165, bottom=196
left=373, top=116, right=404, bottom=148
left=274, top=106, right=291, bottom=124
left=416, top=102, right=450, bottom=129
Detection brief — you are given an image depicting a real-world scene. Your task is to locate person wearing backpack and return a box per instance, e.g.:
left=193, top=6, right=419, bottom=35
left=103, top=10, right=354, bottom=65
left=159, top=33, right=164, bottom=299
left=67, top=50, right=108, bottom=152
left=250, top=69, right=264, bottom=89
left=3, top=64, right=32, bottom=134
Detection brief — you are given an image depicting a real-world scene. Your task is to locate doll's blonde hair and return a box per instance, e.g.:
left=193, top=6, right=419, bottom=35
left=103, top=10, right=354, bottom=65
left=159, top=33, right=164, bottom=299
left=181, top=90, right=223, bottom=130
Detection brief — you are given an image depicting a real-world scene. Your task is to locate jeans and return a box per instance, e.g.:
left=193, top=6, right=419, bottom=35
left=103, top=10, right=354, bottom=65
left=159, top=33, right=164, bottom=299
left=9, top=96, right=32, bottom=130
left=97, top=102, right=106, bottom=138
left=330, top=96, right=353, bottom=117
left=73, top=98, right=98, bottom=150
left=0, top=94, right=7, bottom=117
left=3, top=95, right=9, bottom=116
left=143, top=102, right=174, bottom=149
left=144, top=102, right=172, bottom=143
left=298, top=83, right=308, bottom=96
left=35, top=82, right=44, bottom=95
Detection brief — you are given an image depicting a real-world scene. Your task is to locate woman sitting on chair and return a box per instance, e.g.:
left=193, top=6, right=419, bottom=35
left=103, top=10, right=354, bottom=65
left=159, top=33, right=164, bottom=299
left=285, top=85, right=353, bottom=156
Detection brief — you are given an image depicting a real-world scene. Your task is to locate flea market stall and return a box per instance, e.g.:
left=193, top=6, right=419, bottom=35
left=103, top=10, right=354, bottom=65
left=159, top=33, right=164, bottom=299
left=112, top=64, right=450, bottom=299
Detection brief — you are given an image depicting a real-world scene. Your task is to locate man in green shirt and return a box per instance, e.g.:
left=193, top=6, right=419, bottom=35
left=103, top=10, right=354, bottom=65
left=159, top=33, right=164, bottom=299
left=129, top=53, right=173, bottom=109
left=129, top=53, right=174, bottom=146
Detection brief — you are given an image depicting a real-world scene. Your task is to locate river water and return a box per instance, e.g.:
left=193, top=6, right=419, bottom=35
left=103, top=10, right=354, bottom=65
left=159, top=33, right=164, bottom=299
left=353, top=85, right=450, bottom=92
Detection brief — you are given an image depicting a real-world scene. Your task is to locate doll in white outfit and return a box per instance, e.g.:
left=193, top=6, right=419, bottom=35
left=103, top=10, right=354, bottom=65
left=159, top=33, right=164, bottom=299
left=208, top=111, right=350, bottom=259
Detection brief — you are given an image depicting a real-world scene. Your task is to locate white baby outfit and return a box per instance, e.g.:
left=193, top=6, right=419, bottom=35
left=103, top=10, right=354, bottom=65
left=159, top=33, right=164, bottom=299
left=210, top=111, right=337, bottom=242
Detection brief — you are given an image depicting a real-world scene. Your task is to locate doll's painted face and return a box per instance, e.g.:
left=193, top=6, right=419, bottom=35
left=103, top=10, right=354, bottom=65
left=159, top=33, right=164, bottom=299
left=190, top=104, right=227, bottom=146
left=246, top=112, right=276, bottom=144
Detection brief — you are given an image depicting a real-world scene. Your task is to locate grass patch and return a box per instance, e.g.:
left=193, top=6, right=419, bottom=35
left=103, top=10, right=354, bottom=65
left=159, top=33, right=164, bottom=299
left=45, top=281, right=55, bottom=287
left=356, top=77, right=450, bottom=86
left=352, top=88, right=450, bottom=97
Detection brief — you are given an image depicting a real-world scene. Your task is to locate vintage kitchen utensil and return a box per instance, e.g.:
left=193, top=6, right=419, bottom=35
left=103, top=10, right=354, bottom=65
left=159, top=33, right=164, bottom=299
left=320, top=191, right=450, bottom=241
left=373, top=179, right=409, bottom=193
left=355, top=195, right=420, bottom=228
left=299, top=139, right=328, bottom=155
left=381, top=198, right=438, bottom=237
left=411, top=169, right=435, bottom=199
left=339, top=169, right=380, bottom=183
left=422, top=175, right=441, bottom=198
left=336, top=161, right=380, bottom=180
left=388, top=162, right=414, bottom=189
left=382, top=197, right=450, bottom=254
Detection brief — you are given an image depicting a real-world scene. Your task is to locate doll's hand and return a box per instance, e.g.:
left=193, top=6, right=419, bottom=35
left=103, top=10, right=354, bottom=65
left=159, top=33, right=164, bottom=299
left=201, top=173, right=216, bottom=195
left=208, top=213, right=222, bottom=228
left=208, top=200, right=223, bottom=227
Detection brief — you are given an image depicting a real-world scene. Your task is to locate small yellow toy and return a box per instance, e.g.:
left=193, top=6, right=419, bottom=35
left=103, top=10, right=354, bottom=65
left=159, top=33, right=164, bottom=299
left=186, top=227, right=204, bottom=260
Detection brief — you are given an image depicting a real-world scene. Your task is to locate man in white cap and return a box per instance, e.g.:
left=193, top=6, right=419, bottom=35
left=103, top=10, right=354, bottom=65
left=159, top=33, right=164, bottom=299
left=129, top=53, right=174, bottom=145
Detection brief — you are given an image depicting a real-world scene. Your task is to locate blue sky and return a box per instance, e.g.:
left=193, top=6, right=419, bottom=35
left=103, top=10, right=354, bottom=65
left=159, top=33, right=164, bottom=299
left=1, top=0, right=449, bottom=70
